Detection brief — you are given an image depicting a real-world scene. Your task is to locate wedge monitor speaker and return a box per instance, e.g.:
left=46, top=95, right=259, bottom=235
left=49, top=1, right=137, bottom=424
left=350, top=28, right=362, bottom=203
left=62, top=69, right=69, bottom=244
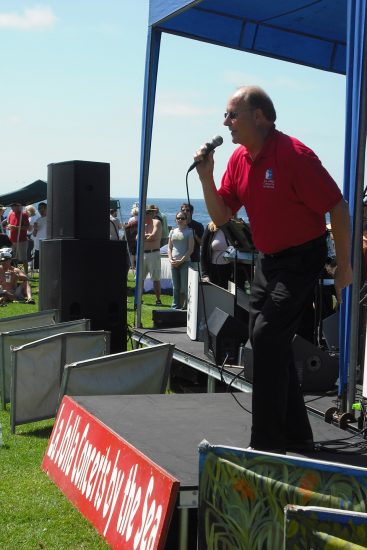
left=153, top=309, right=187, bottom=328
left=242, top=336, right=338, bottom=392
left=293, top=335, right=339, bottom=391
left=204, top=307, right=248, bottom=365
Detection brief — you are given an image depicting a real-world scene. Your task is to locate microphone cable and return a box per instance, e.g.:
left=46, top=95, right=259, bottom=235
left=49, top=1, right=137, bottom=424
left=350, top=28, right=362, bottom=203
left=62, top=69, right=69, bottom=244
left=316, top=425, right=367, bottom=455
left=185, top=158, right=252, bottom=415
left=136, top=327, right=191, bottom=348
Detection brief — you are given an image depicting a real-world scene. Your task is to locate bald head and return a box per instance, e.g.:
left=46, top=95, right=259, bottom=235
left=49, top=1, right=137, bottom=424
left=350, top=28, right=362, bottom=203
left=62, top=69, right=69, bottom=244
left=233, top=86, right=277, bottom=123
left=224, top=85, right=276, bottom=152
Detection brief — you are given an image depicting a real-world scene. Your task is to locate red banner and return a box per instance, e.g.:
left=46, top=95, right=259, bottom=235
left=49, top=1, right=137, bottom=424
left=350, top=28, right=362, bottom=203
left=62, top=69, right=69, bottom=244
left=42, top=396, right=179, bottom=549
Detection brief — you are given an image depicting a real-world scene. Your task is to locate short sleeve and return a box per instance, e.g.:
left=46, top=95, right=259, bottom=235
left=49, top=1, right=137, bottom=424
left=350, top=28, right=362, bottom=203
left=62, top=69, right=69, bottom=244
left=291, top=142, right=343, bottom=215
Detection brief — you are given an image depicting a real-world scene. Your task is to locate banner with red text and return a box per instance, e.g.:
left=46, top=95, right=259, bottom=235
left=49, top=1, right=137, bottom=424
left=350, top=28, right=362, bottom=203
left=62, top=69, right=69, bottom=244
left=42, top=396, right=179, bottom=549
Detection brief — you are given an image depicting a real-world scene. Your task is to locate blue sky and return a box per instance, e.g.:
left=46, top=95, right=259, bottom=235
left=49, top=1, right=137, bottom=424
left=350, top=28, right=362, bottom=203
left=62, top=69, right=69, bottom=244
left=0, top=2, right=346, bottom=199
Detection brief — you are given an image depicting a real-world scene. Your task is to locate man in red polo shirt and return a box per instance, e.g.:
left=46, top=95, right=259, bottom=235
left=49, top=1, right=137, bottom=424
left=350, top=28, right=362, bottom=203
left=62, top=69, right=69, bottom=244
left=7, top=202, right=30, bottom=274
left=194, top=85, right=352, bottom=453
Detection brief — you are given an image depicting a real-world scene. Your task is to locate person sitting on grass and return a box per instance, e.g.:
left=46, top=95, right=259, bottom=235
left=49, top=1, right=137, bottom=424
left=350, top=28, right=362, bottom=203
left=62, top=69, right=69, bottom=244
left=0, top=249, right=35, bottom=305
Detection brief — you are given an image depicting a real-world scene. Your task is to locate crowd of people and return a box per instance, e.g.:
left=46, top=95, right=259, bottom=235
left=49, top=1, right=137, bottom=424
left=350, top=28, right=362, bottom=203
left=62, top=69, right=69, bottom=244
left=133, top=200, right=255, bottom=309
left=113, top=200, right=206, bottom=309
left=0, top=183, right=351, bottom=319
left=140, top=202, right=205, bottom=308
left=0, top=198, right=212, bottom=311
left=0, top=201, right=48, bottom=274
left=0, top=201, right=44, bottom=305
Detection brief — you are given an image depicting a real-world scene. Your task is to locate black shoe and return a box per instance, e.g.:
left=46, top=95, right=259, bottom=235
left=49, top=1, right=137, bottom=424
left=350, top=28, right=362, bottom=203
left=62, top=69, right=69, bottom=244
left=286, top=439, right=315, bottom=453
left=156, top=299, right=162, bottom=306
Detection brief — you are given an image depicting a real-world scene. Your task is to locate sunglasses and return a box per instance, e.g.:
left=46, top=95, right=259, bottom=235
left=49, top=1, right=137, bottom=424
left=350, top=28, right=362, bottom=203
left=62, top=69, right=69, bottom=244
left=176, top=217, right=186, bottom=221
left=224, top=111, right=238, bottom=120
left=224, top=108, right=254, bottom=120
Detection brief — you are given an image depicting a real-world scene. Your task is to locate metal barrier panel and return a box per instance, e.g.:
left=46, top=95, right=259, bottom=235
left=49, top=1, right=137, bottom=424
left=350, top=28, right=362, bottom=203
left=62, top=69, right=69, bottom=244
left=0, top=309, right=59, bottom=332
left=10, top=331, right=109, bottom=431
left=0, top=318, right=90, bottom=408
left=60, top=343, right=174, bottom=399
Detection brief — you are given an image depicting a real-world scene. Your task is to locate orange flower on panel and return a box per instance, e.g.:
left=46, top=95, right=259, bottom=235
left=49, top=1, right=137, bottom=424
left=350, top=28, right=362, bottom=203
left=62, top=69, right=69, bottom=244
left=298, top=472, right=319, bottom=503
left=233, top=478, right=255, bottom=503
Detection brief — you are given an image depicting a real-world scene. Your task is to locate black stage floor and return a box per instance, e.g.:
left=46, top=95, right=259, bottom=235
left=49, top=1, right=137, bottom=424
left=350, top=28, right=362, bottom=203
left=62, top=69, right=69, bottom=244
left=73, top=392, right=367, bottom=498
left=132, top=326, right=358, bottom=419
left=133, top=326, right=214, bottom=364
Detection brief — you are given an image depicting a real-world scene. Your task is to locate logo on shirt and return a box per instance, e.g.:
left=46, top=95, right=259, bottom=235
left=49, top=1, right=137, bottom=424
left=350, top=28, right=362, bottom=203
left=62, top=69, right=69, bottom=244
left=263, top=168, right=275, bottom=189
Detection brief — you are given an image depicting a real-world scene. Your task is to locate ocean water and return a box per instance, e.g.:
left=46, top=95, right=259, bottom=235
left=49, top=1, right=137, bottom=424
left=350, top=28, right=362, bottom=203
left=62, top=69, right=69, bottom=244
left=117, top=197, right=248, bottom=228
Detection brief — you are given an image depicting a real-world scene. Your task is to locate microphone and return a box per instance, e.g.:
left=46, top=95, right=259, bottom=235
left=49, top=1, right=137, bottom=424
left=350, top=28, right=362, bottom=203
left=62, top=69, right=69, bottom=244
left=188, top=135, right=223, bottom=172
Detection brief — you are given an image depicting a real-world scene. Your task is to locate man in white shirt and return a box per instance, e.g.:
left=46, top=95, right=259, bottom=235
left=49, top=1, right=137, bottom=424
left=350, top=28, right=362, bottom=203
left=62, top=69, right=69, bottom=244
left=110, top=208, right=123, bottom=240
left=32, top=202, right=47, bottom=269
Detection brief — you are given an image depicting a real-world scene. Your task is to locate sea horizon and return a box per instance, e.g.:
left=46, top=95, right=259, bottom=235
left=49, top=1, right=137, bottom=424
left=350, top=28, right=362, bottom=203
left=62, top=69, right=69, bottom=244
left=116, top=197, right=248, bottom=228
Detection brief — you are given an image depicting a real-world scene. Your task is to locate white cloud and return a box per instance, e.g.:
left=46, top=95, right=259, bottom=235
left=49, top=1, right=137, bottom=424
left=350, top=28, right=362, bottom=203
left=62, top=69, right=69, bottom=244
left=0, top=6, right=57, bottom=30
left=155, top=93, right=216, bottom=117
left=5, top=115, right=23, bottom=127
left=0, top=115, right=24, bottom=130
left=156, top=102, right=216, bottom=117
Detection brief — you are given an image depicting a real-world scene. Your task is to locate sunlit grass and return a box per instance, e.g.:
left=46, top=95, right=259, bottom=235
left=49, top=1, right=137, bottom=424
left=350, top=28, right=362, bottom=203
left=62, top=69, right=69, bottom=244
left=0, top=271, right=39, bottom=319
left=126, top=270, right=172, bottom=335
left=0, top=270, right=172, bottom=549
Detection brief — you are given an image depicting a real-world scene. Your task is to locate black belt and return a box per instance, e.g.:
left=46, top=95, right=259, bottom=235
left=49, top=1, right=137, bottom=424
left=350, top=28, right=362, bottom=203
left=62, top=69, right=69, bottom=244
left=264, top=233, right=326, bottom=259
left=144, top=249, right=160, bottom=253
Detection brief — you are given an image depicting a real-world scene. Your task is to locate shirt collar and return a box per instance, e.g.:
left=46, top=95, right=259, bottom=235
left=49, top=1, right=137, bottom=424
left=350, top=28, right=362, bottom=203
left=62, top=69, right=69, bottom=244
left=243, top=125, right=277, bottom=162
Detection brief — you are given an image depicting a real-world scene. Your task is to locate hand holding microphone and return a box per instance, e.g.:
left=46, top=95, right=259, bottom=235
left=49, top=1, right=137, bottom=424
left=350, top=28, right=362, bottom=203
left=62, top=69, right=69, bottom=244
left=188, top=135, right=223, bottom=173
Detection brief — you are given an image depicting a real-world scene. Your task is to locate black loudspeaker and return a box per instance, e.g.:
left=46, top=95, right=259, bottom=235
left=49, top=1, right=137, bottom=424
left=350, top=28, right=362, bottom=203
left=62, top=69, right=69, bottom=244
left=242, top=336, right=338, bottom=392
left=241, top=340, right=254, bottom=382
left=195, top=281, right=235, bottom=342
left=204, top=307, right=248, bottom=365
left=152, top=309, right=187, bottom=328
left=293, top=335, right=339, bottom=391
left=47, top=160, right=110, bottom=240
left=39, top=239, right=127, bottom=352
left=322, top=311, right=339, bottom=350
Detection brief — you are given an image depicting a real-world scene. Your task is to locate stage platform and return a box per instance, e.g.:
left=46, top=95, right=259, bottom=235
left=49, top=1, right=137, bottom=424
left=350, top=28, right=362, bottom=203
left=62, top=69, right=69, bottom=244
left=132, top=326, right=253, bottom=393
left=73, top=392, right=367, bottom=496
left=44, top=392, right=366, bottom=549
left=132, top=326, right=361, bottom=423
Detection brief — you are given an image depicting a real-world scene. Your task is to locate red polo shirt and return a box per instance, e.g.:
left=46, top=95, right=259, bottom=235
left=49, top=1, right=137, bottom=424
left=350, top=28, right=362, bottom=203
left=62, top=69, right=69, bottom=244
left=7, top=211, right=29, bottom=242
left=218, top=128, right=343, bottom=254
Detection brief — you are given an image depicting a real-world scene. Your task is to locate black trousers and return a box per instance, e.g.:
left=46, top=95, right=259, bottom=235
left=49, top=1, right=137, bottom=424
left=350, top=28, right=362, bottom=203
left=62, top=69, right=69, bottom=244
left=33, top=249, right=40, bottom=270
left=249, top=236, right=327, bottom=450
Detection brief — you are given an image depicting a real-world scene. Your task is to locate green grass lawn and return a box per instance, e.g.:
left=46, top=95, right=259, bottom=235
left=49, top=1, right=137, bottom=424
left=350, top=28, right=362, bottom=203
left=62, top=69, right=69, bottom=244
left=0, top=271, right=173, bottom=549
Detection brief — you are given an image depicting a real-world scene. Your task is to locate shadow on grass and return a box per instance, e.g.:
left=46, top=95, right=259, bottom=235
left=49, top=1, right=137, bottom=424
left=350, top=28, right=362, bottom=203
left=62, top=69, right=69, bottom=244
left=18, top=425, right=54, bottom=439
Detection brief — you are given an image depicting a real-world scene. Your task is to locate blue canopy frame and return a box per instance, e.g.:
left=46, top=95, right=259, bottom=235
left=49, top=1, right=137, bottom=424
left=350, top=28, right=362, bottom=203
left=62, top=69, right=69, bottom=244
left=136, top=0, right=367, bottom=412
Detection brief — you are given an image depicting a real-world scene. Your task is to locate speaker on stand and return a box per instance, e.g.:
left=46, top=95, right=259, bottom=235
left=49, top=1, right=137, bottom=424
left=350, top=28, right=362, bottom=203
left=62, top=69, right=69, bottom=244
left=47, top=160, right=110, bottom=240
